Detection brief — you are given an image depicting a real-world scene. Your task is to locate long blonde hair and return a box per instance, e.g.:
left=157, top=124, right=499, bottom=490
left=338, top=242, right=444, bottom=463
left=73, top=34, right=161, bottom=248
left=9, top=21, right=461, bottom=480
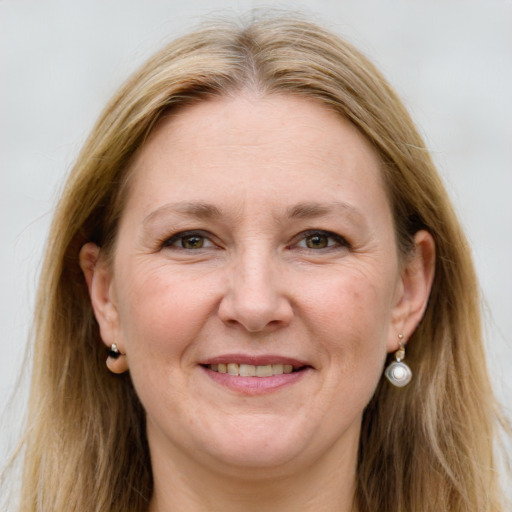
left=7, top=13, right=510, bottom=511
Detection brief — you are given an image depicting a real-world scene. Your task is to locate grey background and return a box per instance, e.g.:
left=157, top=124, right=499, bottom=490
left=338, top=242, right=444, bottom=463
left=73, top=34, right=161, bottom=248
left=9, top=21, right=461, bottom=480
left=1, top=0, right=511, bottom=460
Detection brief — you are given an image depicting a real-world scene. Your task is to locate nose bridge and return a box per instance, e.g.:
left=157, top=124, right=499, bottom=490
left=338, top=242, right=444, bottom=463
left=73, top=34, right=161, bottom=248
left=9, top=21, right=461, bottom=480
left=238, top=243, right=275, bottom=301
left=219, top=240, right=292, bottom=332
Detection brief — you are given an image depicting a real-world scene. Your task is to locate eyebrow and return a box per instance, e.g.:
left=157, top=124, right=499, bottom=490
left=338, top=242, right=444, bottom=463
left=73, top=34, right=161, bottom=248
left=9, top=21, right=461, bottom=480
left=143, top=201, right=222, bottom=226
left=286, top=201, right=365, bottom=223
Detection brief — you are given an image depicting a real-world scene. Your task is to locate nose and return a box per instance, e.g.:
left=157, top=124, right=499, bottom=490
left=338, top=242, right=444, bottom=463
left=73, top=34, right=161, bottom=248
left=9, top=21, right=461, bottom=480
left=218, top=249, right=294, bottom=333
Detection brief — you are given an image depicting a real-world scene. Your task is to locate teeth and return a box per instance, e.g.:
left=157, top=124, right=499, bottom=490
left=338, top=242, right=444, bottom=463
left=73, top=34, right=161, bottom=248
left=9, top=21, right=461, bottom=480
left=227, top=363, right=239, bottom=376
left=208, top=363, right=300, bottom=376
left=239, top=364, right=256, bottom=377
left=273, top=364, right=284, bottom=375
left=256, top=365, right=273, bottom=377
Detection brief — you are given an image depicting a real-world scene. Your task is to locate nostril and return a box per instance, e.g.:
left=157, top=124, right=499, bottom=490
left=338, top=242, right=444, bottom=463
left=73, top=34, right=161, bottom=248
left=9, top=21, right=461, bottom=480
left=217, top=265, right=294, bottom=332
left=218, top=298, right=293, bottom=333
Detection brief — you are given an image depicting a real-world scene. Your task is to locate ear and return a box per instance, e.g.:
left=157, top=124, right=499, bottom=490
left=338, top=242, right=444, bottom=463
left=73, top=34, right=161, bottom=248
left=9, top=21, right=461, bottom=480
left=388, top=230, right=436, bottom=352
left=79, top=243, right=128, bottom=373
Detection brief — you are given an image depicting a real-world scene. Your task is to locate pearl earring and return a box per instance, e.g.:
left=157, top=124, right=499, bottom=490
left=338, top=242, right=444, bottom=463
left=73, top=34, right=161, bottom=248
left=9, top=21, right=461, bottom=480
left=105, top=343, right=129, bottom=374
left=107, top=343, right=122, bottom=359
left=385, top=334, right=412, bottom=387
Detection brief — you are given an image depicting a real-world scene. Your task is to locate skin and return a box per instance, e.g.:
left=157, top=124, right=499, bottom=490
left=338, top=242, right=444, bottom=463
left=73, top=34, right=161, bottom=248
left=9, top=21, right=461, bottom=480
left=80, top=93, right=435, bottom=511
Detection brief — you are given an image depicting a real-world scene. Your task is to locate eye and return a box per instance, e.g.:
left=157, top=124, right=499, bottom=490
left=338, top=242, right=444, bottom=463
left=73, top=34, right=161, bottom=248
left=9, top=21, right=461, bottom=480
left=295, top=230, right=349, bottom=250
left=162, top=231, right=215, bottom=250
left=180, top=235, right=206, bottom=249
left=304, top=233, right=330, bottom=249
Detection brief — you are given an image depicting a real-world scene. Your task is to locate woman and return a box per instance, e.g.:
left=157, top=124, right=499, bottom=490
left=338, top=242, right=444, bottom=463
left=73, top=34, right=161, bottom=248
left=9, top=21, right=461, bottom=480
left=6, top=13, right=510, bottom=512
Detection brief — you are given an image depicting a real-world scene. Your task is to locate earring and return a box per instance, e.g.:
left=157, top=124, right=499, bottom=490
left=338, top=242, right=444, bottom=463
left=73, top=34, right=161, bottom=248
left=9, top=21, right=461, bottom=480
left=105, top=344, right=129, bottom=374
left=107, top=343, right=122, bottom=359
left=385, top=334, right=412, bottom=387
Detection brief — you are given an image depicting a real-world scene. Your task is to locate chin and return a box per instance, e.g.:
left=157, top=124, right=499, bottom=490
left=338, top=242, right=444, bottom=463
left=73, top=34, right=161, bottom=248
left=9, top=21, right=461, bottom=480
left=201, top=441, right=307, bottom=475
left=192, top=414, right=326, bottom=472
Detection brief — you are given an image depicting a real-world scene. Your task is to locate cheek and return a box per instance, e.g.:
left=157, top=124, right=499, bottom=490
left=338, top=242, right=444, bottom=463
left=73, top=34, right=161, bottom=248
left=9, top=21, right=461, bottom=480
left=114, top=264, right=213, bottom=361
left=314, top=264, right=395, bottom=326
left=324, top=283, right=392, bottom=415
left=309, top=268, right=396, bottom=371
left=112, top=267, right=214, bottom=414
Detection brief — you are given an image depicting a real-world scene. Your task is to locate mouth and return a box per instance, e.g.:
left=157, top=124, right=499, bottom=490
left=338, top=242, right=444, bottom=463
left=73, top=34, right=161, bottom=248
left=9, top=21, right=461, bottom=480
left=205, top=363, right=304, bottom=377
left=199, top=355, right=312, bottom=394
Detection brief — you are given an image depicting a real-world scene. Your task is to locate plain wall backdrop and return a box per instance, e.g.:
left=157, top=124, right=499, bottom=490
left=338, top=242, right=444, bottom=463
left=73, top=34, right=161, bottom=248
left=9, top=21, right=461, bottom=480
left=1, top=0, right=511, bottom=461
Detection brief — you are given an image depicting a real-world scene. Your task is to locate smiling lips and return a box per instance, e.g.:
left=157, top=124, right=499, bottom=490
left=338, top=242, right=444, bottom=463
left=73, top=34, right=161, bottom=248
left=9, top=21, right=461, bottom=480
left=201, top=356, right=311, bottom=394
left=208, top=363, right=296, bottom=377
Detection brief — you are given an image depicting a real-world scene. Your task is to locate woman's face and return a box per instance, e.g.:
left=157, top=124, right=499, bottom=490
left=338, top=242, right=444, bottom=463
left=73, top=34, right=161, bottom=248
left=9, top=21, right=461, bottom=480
left=93, top=93, right=418, bottom=475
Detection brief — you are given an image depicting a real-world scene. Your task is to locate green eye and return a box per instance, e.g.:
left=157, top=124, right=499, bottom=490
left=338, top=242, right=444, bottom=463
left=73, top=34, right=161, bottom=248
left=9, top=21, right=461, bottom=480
left=294, top=230, right=349, bottom=251
left=181, top=235, right=204, bottom=249
left=305, top=234, right=329, bottom=249
left=162, top=231, right=216, bottom=251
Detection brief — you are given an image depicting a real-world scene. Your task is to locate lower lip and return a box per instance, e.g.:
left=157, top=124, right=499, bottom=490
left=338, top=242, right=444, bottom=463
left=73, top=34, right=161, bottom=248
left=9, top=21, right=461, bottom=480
left=202, top=366, right=310, bottom=395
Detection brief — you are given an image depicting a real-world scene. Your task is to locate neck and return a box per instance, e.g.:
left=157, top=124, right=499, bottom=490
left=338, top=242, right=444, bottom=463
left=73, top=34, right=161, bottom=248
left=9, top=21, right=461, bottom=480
left=148, top=430, right=359, bottom=512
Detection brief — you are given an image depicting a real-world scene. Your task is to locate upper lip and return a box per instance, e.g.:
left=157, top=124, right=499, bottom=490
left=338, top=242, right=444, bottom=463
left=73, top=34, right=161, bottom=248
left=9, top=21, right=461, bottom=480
left=199, top=354, right=311, bottom=368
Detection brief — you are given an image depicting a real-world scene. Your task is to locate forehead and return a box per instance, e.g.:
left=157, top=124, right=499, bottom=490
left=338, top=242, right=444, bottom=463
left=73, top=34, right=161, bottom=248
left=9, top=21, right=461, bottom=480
left=123, top=93, right=389, bottom=221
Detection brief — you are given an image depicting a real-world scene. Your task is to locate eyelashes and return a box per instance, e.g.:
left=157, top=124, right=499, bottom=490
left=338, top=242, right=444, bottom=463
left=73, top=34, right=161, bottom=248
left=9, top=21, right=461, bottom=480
left=159, top=229, right=350, bottom=252
left=160, top=230, right=217, bottom=250
left=291, top=230, right=350, bottom=251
